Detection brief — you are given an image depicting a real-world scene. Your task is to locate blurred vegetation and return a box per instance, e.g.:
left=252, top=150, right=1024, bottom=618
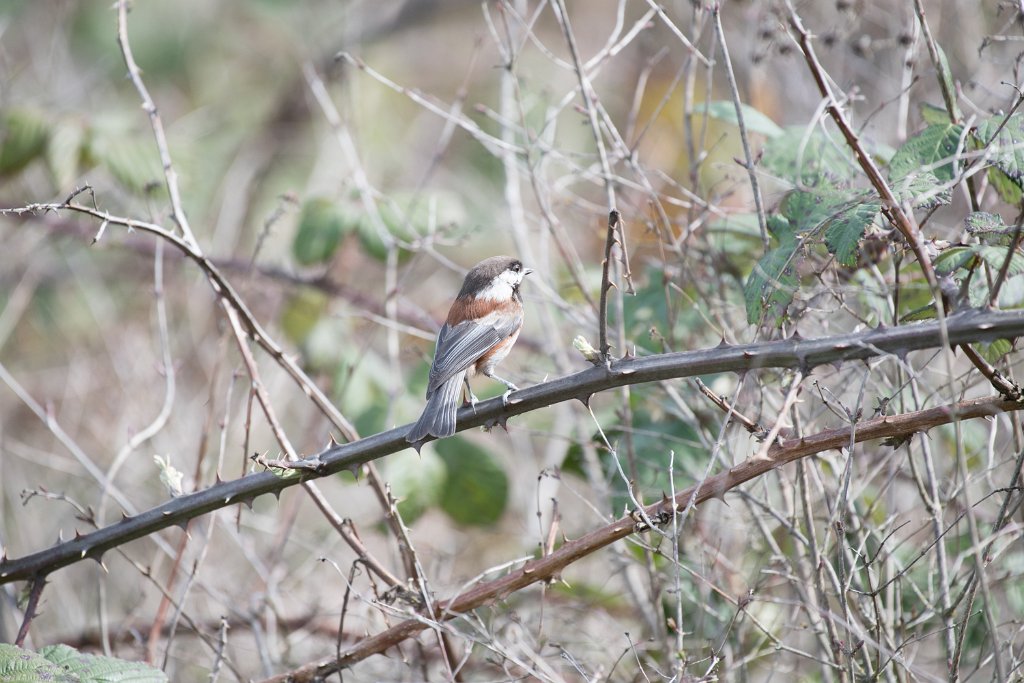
left=2, top=0, right=1024, bottom=681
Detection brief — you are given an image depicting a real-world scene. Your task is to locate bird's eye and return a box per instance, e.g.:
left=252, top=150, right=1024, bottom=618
left=511, top=262, right=521, bottom=272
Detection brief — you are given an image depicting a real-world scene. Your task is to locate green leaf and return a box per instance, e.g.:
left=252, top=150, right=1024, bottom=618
left=88, top=130, right=164, bottom=195
left=977, top=113, right=1024, bottom=182
left=987, top=166, right=1023, bottom=205
left=292, top=198, right=355, bottom=266
left=889, top=123, right=964, bottom=182
left=0, top=109, right=50, bottom=176
left=623, top=268, right=670, bottom=339
left=891, top=170, right=951, bottom=209
left=706, top=214, right=764, bottom=256
left=744, top=217, right=800, bottom=324
left=356, top=191, right=467, bottom=262
left=0, top=643, right=167, bottom=683
left=975, top=338, right=1013, bottom=364
left=697, top=100, right=785, bottom=138
left=964, top=212, right=1022, bottom=246
left=976, top=245, right=1024, bottom=276
left=780, top=187, right=848, bottom=233
left=279, top=289, right=328, bottom=345
left=900, top=303, right=938, bottom=322
left=0, top=643, right=69, bottom=683
left=934, top=245, right=977, bottom=275
left=761, top=125, right=855, bottom=186
left=965, top=211, right=1006, bottom=233
left=435, top=437, right=508, bottom=526
left=385, top=448, right=447, bottom=523
left=824, top=200, right=881, bottom=266
left=39, top=644, right=168, bottom=682
left=920, top=102, right=952, bottom=126
left=776, top=186, right=879, bottom=265
left=998, top=274, right=1024, bottom=308
left=45, top=119, right=87, bottom=191
left=968, top=266, right=1024, bottom=308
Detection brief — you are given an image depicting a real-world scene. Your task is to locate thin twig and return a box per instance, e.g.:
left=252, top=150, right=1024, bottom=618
left=712, top=4, right=769, bottom=250
left=551, top=0, right=633, bottom=297
left=694, top=377, right=767, bottom=438
left=911, top=0, right=960, bottom=123
left=115, top=0, right=197, bottom=249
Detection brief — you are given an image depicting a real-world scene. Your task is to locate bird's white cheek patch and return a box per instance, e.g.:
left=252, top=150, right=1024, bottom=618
left=474, top=279, right=515, bottom=303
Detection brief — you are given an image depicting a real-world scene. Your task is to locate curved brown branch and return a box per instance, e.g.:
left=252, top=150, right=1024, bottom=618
left=1, top=308, right=1022, bottom=586
left=263, top=395, right=1022, bottom=681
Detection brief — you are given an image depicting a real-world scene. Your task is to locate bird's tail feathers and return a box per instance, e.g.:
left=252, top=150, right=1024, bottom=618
left=406, top=373, right=463, bottom=445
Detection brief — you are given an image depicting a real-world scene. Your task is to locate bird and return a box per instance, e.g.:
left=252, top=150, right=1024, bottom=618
left=406, top=255, right=532, bottom=446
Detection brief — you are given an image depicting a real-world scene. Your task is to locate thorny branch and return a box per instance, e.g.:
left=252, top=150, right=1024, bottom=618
left=2, top=307, right=1022, bottom=585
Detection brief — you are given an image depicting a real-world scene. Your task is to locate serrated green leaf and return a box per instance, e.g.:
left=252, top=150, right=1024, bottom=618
left=0, top=109, right=50, bottom=176
left=891, top=170, right=952, bottom=209
left=920, top=102, right=952, bottom=126
left=777, top=186, right=879, bottom=265
left=889, top=123, right=964, bottom=182
left=697, top=100, right=785, bottom=138
left=0, top=643, right=70, bottom=683
left=761, top=125, right=856, bottom=186
left=965, top=211, right=1007, bottom=233
left=964, top=212, right=1022, bottom=246
left=385, top=448, right=447, bottom=523
left=824, top=200, right=881, bottom=266
left=780, top=187, right=849, bottom=233
left=39, top=644, right=168, bottom=682
left=977, top=113, right=1024, bottom=182
left=436, top=437, right=508, bottom=526
left=292, top=198, right=355, bottom=266
left=744, top=219, right=800, bottom=325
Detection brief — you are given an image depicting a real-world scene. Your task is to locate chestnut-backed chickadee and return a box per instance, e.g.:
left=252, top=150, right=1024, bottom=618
left=406, top=255, right=532, bottom=445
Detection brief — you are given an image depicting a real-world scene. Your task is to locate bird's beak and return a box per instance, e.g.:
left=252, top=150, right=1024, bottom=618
left=523, top=267, right=534, bottom=276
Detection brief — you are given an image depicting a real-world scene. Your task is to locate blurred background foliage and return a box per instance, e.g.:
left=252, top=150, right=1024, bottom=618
left=2, top=0, right=1024, bottom=680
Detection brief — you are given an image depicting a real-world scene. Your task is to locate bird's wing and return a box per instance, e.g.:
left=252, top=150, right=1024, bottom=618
left=427, top=310, right=522, bottom=393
